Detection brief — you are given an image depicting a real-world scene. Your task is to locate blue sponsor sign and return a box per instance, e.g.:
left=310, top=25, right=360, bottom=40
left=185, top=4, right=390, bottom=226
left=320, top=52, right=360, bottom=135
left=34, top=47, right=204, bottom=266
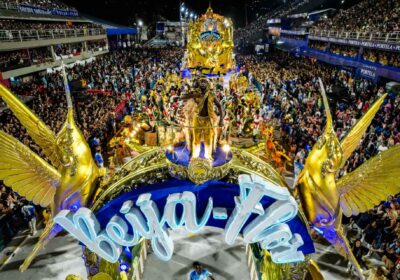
left=358, top=65, right=377, bottom=80
left=309, top=35, right=400, bottom=52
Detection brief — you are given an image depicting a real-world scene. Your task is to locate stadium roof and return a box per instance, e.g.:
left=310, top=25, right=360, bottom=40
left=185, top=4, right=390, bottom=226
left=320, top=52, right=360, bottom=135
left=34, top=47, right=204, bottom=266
left=84, top=14, right=137, bottom=35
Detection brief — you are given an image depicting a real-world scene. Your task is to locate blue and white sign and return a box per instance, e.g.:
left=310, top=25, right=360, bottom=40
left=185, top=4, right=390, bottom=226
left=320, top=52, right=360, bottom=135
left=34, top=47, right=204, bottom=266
left=18, top=4, right=79, bottom=17
left=308, top=35, right=400, bottom=52
left=359, top=65, right=377, bottom=80
left=54, top=174, right=314, bottom=264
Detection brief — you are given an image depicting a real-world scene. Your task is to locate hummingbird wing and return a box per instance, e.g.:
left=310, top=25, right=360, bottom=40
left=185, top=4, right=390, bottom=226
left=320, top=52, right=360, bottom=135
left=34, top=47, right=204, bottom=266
left=0, top=83, right=62, bottom=169
left=337, top=144, right=400, bottom=217
left=338, top=94, right=387, bottom=170
left=0, top=130, right=61, bottom=207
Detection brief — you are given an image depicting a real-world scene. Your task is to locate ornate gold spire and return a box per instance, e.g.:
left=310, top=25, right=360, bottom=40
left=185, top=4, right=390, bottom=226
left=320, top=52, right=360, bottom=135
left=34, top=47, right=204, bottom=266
left=206, top=2, right=213, bottom=17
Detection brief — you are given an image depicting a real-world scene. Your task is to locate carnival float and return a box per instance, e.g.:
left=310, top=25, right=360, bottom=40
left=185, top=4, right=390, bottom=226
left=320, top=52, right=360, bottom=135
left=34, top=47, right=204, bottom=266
left=0, top=6, right=399, bottom=280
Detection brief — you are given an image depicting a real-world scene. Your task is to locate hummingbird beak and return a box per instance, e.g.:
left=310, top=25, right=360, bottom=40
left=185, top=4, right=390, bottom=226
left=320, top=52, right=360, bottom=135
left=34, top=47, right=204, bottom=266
left=318, top=78, right=333, bottom=133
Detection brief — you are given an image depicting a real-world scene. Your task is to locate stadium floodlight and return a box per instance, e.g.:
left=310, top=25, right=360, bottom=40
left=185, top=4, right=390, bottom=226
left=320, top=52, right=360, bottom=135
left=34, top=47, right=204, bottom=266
left=138, top=20, right=143, bottom=27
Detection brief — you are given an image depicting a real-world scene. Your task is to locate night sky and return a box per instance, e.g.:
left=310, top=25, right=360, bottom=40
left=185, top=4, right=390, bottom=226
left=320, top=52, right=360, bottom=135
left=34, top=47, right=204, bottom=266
left=61, top=0, right=283, bottom=28
left=61, top=0, right=355, bottom=29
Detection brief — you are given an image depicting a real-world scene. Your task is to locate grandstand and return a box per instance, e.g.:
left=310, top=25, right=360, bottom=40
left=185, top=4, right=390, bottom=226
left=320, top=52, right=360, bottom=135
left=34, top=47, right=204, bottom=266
left=0, top=1, right=108, bottom=82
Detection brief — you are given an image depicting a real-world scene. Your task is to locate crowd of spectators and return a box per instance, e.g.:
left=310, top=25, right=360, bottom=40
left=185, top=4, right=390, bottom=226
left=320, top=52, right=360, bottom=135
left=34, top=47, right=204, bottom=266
left=54, top=42, right=82, bottom=57
left=1, top=48, right=168, bottom=147
left=0, top=47, right=52, bottom=71
left=0, top=19, right=101, bottom=31
left=235, top=0, right=308, bottom=44
left=346, top=194, right=400, bottom=279
left=363, top=49, right=400, bottom=68
left=314, top=0, right=400, bottom=33
left=30, top=46, right=53, bottom=64
left=308, top=41, right=400, bottom=68
left=308, top=40, right=328, bottom=51
left=0, top=182, right=37, bottom=250
left=87, top=40, right=108, bottom=53
left=0, top=50, right=30, bottom=71
left=1, top=0, right=77, bottom=11
left=237, top=51, right=399, bottom=277
left=0, top=40, right=110, bottom=72
left=0, top=47, right=184, bottom=247
left=329, top=44, right=358, bottom=58
left=239, top=51, right=399, bottom=176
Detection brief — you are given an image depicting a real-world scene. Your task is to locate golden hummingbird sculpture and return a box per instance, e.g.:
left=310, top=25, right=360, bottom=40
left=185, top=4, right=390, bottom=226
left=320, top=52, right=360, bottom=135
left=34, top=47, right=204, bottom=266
left=296, top=78, right=400, bottom=280
left=0, top=63, right=100, bottom=271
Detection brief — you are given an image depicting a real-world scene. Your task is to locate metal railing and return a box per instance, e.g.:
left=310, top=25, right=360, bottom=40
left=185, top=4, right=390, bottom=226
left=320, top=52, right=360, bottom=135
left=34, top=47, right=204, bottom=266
left=310, top=29, right=400, bottom=43
left=280, top=29, right=308, bottom=35
left=0, top=28, right=106, bottom=42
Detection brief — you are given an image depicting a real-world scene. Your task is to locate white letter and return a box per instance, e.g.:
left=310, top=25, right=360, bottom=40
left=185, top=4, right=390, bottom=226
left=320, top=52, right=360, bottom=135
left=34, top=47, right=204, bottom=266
left=162, top=193, right=185, bottom=229
left=181, top=191, right=213, bottom=232
left=224, top=174, right=291, bottom=245
left=54, top=208, right=121, bottom=263
left=106, top=215, right=140, bottom=247
left=136, top=193, right=174, bottom=261
left=266, top=234, right=305, bottom=263
left=242, top=197, right=298, bottom=243
left=257, top=224, right=293, bottom=250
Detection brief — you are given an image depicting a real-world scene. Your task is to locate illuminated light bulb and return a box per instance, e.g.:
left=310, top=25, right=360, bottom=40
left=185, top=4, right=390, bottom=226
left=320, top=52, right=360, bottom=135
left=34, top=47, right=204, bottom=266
left=224, top=19, right=230, bottom=27
left=222, top=144, right=231, bottom=153
left=119, top=263, right=129, bottom=272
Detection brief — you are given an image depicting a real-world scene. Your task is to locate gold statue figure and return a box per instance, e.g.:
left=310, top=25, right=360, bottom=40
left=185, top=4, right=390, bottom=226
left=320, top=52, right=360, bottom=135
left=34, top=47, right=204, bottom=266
left=181, top=77, right=223, bottom=160
left=296, top=78, right=400, bottom=280
left=0, top=63, right=100, bottom=271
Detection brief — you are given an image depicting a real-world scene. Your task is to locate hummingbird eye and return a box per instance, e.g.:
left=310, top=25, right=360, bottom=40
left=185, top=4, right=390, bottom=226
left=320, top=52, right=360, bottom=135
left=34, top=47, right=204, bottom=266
left=321, top=159, right=335, bottom=177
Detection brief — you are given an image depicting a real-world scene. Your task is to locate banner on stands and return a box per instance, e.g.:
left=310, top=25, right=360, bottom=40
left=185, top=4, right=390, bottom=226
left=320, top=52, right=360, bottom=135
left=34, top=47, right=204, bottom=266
left=18, top=4, right=79, bottom=17
left=308, top=35, right=400, bottom=52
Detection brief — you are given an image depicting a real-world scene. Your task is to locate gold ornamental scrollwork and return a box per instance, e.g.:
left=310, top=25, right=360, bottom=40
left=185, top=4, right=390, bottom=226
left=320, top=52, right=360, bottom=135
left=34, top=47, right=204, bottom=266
left=230, top=147, right=287, bottom=187
left=91, top=147, right=168, bottom=211
left=188, top=157, right=213, bottom=184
